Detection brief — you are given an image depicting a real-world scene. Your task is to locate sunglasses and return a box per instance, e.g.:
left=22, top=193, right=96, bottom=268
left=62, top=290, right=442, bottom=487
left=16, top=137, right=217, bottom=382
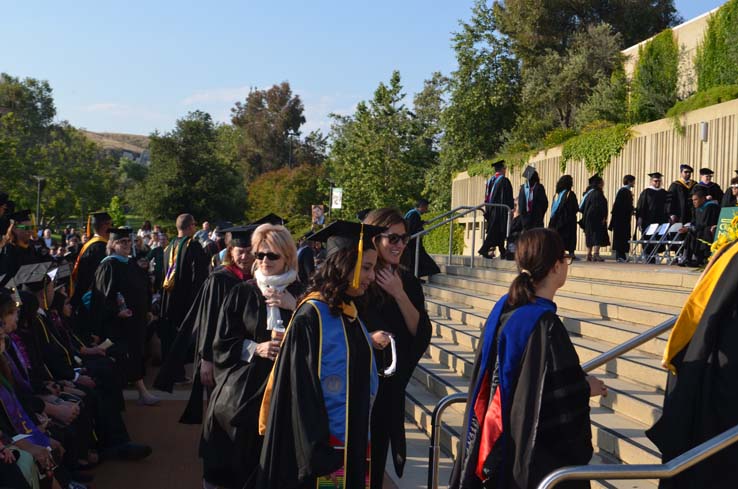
left=255, top=252, right=281, bottom=261
left=14, top=224, right=32, bottom=230
left=380, top=233, right=410, bottom=245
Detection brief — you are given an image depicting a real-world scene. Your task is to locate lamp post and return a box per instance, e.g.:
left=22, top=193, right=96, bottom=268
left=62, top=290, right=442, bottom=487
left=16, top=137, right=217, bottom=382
left=32, top=175, right=45, bottom=230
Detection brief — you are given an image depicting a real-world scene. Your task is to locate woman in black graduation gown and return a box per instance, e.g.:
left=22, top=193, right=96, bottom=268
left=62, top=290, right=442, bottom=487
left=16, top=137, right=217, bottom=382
left=359, top=208, right=431, bottom=488
left=202, top=224, right=300, bottom=489
left=90, top=228, right=157, bottom=405
left=609, top=175, right=636, bottom=262
left=581, top=175, right=610, bottom=261
left=450, top=229, right=607, bottom=489
left=258, top=220, right=385, bottom=489
left=518, top=171, right=548, bottom=230
left=548, top=175, right=578, bottom=259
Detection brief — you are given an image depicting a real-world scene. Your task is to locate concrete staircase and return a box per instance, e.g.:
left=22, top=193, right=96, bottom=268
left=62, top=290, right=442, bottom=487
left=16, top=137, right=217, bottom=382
left=404, top=256, right=699, bottom=488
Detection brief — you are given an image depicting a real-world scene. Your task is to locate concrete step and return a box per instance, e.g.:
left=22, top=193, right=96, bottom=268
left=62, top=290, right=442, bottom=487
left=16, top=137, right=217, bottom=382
left=438, top=264, right=691, bottom=308
left=426, top=277, right=679, bottom=326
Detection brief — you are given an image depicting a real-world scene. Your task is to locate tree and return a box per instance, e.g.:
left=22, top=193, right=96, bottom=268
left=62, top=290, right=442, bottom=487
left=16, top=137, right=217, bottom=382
left=629, top=28, right=679, bottom=123
left=575, top=64, right=628, bottom=128
left=108, top=196, right=125, bottom=227
left=129, top=111, right=245, bottom=223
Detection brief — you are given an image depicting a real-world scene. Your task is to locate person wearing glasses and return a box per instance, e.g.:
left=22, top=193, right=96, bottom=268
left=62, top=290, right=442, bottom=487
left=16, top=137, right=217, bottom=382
left=358, top=208, right=432, bottom=489
left=202, top=223, right=299, bottom=489
left=0, top=210, right=40, bottom=288
left=696, top=167, right=724, bottom=203
left=159, top=213, right=209, bottom=379
left=451, top=228, right=606, bottom=489
left=636, top=171, right=669, bottom=236
left=721, top=174, right=738, bottom=208
left=668, top=164, right=696, bottom=224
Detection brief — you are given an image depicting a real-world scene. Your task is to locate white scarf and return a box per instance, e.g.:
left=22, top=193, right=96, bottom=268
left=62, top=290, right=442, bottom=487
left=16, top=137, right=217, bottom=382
left=254, top=268, right=298, bottom=331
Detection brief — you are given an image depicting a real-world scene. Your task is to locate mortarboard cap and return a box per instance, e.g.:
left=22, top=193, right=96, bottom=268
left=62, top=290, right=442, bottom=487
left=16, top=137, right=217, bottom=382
left=108, top=228, right=132, bottom=241
left=48, top=262, right=72, bottom=290
left=8, top=209, right=32, bottom=223
left=522, top=165, right=536, bottom=180
left=11, top=262, right=52, bottom=292
left=250, top=213, right=285, bottom=226
left=356, top=208, right=372, bottom=222
left=222, top=225, right=258, bottom=248
left=492, top=160, right=506, bottom=171
left=301, top=230, right=315, bottom=241
left=90, top=211, right=112, bottom=225
left=310, top=220, right=386, bottom=288
left=648, top=172, right=663, bottom=179
left=679, top=164, right=694, bottom=172
left=700, top=168, right=714, bottom=176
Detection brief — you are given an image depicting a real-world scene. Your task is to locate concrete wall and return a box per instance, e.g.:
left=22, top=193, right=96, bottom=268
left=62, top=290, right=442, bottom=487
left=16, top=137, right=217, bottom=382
left=451, top=98, right=738, bottom=255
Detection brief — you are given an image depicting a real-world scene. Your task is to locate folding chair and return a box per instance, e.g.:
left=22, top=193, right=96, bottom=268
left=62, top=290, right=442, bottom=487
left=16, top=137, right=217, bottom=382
left=644, top=223, right=671, bottom=263
left=660, top=222, right=687, bottom=265
left=628, top=223, right=658, bottom=263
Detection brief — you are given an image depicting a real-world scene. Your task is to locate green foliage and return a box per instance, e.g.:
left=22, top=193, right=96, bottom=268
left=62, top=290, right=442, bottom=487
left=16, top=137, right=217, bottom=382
left=561, top=123, right=631, bottom=174
left=666, top=84, right=738, bottom=133
left=422, top=212, right=465, bottom=255
left=575, top=64, right=628, bottom=128
left=543, top=128, right=578, bottom=148
left=629, top=29, right=679, bottom=123
left=695, top=0, right=738, bottom=91
left=108, top=196, right=125, bottom=227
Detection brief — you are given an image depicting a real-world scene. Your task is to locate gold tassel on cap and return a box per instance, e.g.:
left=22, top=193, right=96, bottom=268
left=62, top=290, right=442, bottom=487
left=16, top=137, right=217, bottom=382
left=351, top=223, right=364, bottom=289
left=86, top=214, right=92, bottom=238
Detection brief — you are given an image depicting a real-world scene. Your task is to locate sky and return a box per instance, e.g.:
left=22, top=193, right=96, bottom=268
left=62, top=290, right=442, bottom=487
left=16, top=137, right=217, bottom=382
left=1, top=0, right=728, bottom=137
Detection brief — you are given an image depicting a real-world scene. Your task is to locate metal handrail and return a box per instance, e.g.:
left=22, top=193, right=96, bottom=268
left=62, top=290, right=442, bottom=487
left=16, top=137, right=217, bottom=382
left=411, top=203, right=513, bottom=277
left=427, top=393, right=466, bottom=489
left=537, top=423, right=738, bottom=489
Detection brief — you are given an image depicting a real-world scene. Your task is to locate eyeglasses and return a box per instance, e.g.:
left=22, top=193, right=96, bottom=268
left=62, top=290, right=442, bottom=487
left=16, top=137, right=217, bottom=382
left=562, top=255, right=574, bottom=265
left=380, top=233, right=410, bottom=245
left=14, top=225, right=32, bottom=230
left=117, top=238, right=132, bottom=244
left=255, top=252, right=281, bottom=261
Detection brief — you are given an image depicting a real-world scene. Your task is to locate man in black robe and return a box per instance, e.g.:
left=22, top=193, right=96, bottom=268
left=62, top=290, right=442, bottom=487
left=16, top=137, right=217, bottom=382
left=667, top=164, right=696, bottom=224
left=636, top=172, right=669, bottom=234
left=609, top=175, right=635, bottom=262
left=404, top=198, right=440, bottom=277
left=518, top=169, right=548, bottom=230
left=479, top=160, right=514, bottom=259
left=0, top=210, right=39, bottom=287
left=159, top=214, right=209, bottom=387
left=696, top=168, right=724, bottom=203
left=677, top=187, right=720, bottom=267
left=647, top=240, right=738, bottom=488
left=721, top=174, right=738, bottom=208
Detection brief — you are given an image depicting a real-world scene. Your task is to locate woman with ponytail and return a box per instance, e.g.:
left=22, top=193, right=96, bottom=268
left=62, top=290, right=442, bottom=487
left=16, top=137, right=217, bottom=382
left=451, top=228, right=607, bottom=489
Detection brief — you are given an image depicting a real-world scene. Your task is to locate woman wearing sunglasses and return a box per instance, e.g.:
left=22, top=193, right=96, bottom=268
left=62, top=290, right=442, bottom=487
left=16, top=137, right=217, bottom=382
left=359, top=208, right=432, bottom=489
left=203, top=223, right=299, bottom=489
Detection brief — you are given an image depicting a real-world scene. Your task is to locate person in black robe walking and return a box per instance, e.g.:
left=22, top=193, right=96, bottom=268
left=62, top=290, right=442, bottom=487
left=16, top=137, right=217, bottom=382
left=609, top=175, right=636, bottom=262
left=450, top=228, right=606, bottom=489
left=695, top=168, right=724, bottom=203
left=159, top=213, right=209, bottom=378
left=202, top=224, right=300, bottom=489
left=478, top=160, right=514, bottom=259
left=721, top=174, right=738, bottom=208
left=667, top=165, right=696, bottom=224
left=580, top=175, right=610, bottom=261
left=676, top=187, right=720, bottom=267
left=518, top=170, right=548, bottom=230
left=548, top=175, right=578, bottom=259
left=404, top=199, right=440, bottom=277
left=359, top=209, right=432, bottom=488
left=647, top=239, right=738, bottom=489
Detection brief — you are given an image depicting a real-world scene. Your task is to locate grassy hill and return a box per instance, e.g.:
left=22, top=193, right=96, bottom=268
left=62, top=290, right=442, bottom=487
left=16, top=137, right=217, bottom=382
left=82, top=130, right=150, bottom=155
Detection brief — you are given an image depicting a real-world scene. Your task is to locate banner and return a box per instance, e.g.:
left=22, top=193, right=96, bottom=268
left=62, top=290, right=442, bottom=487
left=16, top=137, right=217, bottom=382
left=714, top=207, right=738, bottom=242
left=331, top=188, right=343, bottom=209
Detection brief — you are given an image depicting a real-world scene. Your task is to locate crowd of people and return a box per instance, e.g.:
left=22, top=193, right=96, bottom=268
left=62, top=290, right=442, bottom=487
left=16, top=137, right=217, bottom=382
left=479, top=161, right=738, bottom=267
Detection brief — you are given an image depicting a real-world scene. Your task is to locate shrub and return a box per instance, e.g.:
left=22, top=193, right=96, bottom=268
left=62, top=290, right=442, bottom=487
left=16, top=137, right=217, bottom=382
left=629, top=29, right=679, bottom=123
left=561, top=123, right=631, bottom=174
left=423, top=211, right=465, bottom=255
left=667, top=84, right=738, bottom=133
left=695, top=0, right=738, bottom=91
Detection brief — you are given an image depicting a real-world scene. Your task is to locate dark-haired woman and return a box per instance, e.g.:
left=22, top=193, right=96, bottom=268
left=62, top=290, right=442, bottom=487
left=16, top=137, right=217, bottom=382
left=518, top=171, right=548, bottom=230
left=450, top=228, right=607, bottom=489
left=258, top=221, right=384, bottom=489
left=581, top=175, right=610, bottom=261
left=360, top=208, right=431, bottom=488
left=548, top=175, right=579, bottom=259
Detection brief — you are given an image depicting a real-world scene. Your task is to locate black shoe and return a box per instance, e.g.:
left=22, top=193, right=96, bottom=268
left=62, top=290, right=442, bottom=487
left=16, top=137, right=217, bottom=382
left=104, top=442, right=152, bottom=461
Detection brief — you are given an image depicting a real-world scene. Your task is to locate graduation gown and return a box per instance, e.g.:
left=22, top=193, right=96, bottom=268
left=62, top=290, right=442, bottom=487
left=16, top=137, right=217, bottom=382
left=581, top=187, right=609, bottom=247
left=696, top=181, right=723, bottom=203
left=548, top=191, right=578, bottom=254
left=359, top=269, right=432, bottom=486
left=480, top=176, right=515, bottom=254
left=201, top=282, right=293, bottom=489
left=682, top=201, right=720, bottom=264
left=0, top=243, right=39, bottom=287
left=258, top=299, right=377, bottom=489
left=667, top=180, right=696, bottom=224
left=404, top=209, right=440, bottom=277
left=609, top=186, right=634, bottom=255
left=70, top=238, right=107, bottom=307
left=297, top=245, right=315, bottom=286
left=636, top=188, right=669, bottom=232
left=647, top=241, right=738, bottom=488
left=518, top=184, right=548, bottom=230
left=450, top=296, right=592, bottom=489
left=721, top=190, right=737, bottom=208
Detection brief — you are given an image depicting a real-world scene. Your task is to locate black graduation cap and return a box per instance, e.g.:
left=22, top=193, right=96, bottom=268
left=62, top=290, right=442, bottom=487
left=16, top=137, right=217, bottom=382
left=356, top=208, right=372, bottom=222
left=679, top=164, right=694, bottom=172
left=8, top=209, right=32, bottom=223
left=700, top=168, right=714, bottom=176
left=310, top=220, right=386, bottom=289
left=492, top=160, right=506, bottom=171
left=522, top=165, right=537, bottom=180
left=90, top=211, right=112, bottom=225
left=250, top=213, right=285, bottom=226
left=222, top=225, right=257, bottom=247
left=9, top=262, right=52, bottom=292
left=47, top=263, right=72, bottom=291
left=109, top=228, right=132, bottom=241
left=300, top=230, right=315, bottom=241
left=648, top=172, right=663, bottom=179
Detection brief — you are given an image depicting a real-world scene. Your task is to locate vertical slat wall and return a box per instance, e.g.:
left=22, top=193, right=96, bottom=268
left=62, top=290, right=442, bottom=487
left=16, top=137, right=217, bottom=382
left=452, top=98, right=738, bottom=255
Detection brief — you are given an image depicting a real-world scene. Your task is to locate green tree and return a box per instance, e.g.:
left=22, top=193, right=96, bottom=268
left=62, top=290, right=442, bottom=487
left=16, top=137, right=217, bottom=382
left=695, top=0, right=738, bottom=91
left=629, top=28, right=679, bottom=123
left=108, top=195, right=125, bottom=227
left=575, top=63, right=629, bottom=128
left=130, top=111, right=245, bottom=222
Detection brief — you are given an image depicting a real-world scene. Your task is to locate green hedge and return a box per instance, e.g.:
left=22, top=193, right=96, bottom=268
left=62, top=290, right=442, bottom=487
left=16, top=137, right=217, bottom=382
left=695, top=0, right=738, bottom=91
left=561, top=123, right=631, bottom=174
left=629, top=29, right=679, bottom=123
left=667, top=84, right=738, bottom=132
left=423, top=211, right=465, bottom=255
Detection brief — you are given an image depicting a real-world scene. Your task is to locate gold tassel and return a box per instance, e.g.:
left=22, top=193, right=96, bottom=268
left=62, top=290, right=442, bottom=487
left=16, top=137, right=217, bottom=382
left=86, top=214, right=92, bottom=238
left=351, top=223, right=364, bottom=289
left=31, top=212, right=37, bottom=237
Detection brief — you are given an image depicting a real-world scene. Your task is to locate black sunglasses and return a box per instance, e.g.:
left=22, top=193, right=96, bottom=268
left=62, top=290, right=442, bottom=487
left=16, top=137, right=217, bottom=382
left=380, top=233, right=410, bottom=245
left=255, top=252, right=281, bottom=261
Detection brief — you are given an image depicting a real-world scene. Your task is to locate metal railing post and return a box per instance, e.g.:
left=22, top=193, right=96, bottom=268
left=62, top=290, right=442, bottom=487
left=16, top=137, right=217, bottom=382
left=427, top=392, right=466, bottom=489
left=414, top=236, right=421, bottom=277
left=448, top=220, right=454, bottom=265
left=471, top=209, right=477, bottom=269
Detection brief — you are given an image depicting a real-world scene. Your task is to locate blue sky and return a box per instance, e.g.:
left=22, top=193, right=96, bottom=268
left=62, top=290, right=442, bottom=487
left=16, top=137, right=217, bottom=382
left=2, top=0, right=727, bottom=137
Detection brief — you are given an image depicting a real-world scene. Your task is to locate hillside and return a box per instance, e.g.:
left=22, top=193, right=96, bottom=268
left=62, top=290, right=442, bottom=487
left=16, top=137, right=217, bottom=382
left=82, top=130, right=150, bottom=155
